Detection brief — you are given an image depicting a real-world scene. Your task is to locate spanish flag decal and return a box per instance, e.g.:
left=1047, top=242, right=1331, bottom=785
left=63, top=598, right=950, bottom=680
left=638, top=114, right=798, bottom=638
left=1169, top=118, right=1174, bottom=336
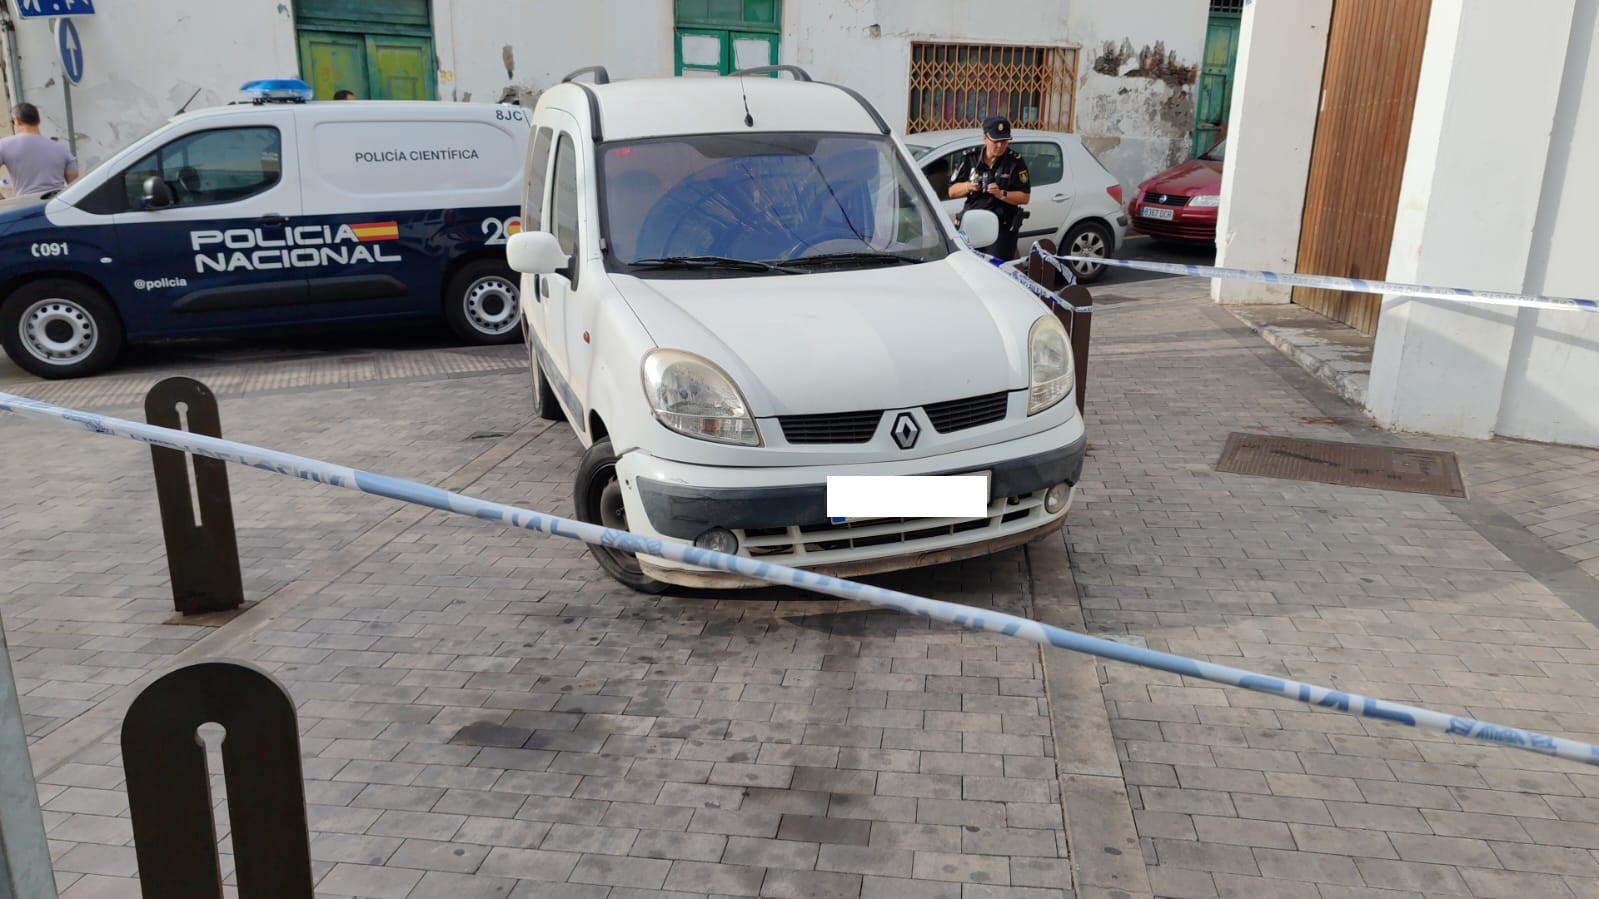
left=349, top=220, right=400, bottom=242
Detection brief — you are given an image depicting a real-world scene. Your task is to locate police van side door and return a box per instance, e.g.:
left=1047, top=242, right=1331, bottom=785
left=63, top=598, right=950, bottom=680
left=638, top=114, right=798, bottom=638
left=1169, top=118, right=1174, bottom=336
left=105, top=111, right=308, bottom=334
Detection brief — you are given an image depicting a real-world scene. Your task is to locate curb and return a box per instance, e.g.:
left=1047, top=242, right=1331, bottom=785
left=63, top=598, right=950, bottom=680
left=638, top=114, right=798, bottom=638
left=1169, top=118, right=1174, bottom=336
left=1223, top=304, right=1371, bottom=409
left=1028, top=527, right=1153, bottom=899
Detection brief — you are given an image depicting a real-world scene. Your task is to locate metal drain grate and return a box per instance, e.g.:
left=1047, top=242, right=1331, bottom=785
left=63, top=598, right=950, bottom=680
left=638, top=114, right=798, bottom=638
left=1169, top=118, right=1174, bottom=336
left=1215, top=432, right=1467, bottom=498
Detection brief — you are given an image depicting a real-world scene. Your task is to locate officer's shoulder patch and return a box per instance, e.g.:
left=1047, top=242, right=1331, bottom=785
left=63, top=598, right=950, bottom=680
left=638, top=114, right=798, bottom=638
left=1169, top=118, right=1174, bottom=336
left=1019, top=170, right=1029, bottom=184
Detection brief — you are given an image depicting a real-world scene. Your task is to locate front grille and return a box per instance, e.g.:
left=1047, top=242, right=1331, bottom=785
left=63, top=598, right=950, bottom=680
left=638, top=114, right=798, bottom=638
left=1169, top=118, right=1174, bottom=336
left=736, top=490, right=1052, bottom=563
left=924, top=392, right=1008, bottom=433
left=1142, top=192, right=1190, bottom=207
left=778, top=410, right=882, bottom=444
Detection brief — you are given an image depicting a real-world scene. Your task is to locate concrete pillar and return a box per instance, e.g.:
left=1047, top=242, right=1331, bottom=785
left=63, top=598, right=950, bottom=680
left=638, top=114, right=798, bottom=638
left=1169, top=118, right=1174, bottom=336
left=1211, top=0, right=1332, bottom=305
left=1367, top=0, right=1576, bottom=438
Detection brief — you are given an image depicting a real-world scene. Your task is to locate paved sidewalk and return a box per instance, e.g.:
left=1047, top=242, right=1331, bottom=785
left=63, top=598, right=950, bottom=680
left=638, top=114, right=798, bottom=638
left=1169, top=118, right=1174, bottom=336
left=1071, top=276, right=1599, bottom=898
left=3, top=271, right=1599, bottom=899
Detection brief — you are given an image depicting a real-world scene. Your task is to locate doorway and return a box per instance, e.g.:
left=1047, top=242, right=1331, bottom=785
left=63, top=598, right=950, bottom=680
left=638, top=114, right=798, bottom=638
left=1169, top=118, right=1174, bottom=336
left=294, top=0, right=437, bottom=100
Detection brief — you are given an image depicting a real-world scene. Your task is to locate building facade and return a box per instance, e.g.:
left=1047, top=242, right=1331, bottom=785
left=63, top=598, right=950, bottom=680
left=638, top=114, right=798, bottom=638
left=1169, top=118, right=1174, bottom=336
left=1217, top=0, right=1599, bottom=449
left=0, top=0, right=1232, bottom=195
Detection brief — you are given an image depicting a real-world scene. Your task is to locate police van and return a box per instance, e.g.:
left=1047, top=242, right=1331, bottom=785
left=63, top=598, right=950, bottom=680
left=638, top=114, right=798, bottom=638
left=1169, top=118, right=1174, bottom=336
left=0, top=79, right=531, bottom=379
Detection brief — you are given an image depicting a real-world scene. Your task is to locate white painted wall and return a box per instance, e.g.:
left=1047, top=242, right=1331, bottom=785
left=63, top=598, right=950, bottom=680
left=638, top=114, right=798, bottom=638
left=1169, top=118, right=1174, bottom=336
left=1496, top=0, right=1599, bottom=447
left=1211, top=0, right=1331, bottom=305
left=1369, top=0, right=1599, bottom=448
left=0, top=0, right=1203, bottom=195
left=1, top=4, right=298, bottom=173
left=434, top=0, right=674, bottom=105
left=784, top=0, right=1207, bottom=194
left=1068, top=0, right=1209, bottom=195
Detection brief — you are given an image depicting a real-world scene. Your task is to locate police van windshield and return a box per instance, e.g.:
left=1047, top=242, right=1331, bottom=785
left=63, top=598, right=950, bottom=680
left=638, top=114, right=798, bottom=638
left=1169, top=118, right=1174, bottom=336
left=598, top=133, right=953, bottom=274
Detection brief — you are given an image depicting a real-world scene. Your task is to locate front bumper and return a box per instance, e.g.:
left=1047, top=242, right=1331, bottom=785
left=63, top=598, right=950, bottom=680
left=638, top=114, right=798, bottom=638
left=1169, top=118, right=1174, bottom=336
left=1130, top=194, right=1217, bottom=241
left=615, top=417, right=1086, bottom=587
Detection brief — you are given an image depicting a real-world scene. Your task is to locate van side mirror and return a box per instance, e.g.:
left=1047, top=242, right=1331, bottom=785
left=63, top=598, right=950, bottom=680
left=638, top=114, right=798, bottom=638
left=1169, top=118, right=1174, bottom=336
left=506, top=230, right=569, bottom=275
left=141, top=176, right=175, bottom=210
left=959, top=208, right=1000, bottom=250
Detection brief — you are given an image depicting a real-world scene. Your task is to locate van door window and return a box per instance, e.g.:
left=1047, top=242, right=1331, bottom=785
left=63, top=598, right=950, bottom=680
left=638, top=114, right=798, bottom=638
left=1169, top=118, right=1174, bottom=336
left=115, top=127, right=283, bottom=212
left=523, top=126, right=553, bottom=230
left=550, top=132, right=580, bottom=282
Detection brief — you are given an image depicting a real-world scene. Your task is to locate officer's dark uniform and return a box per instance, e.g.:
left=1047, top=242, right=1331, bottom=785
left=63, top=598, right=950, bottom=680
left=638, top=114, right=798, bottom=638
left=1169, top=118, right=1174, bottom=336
left=950, top=115, right=1031, bottom=260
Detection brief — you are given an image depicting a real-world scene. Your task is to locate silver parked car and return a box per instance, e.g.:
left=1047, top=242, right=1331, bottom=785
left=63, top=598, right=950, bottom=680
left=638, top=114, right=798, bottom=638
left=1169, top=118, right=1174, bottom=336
left=906, top=128, right=1130, bottom=282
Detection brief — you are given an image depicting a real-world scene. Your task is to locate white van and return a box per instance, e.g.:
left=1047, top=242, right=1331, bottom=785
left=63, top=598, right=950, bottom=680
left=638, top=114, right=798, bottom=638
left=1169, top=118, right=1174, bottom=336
left=0, top=79, right=531, bottom=379
left=507, top=66, right=1087, bottom=593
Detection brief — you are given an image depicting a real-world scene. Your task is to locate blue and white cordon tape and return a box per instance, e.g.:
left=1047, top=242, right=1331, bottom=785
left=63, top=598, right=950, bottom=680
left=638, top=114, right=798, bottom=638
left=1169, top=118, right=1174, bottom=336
left=1044, top=249, right=1599, bottom=314
left=3, top=390, right=1598, bottom=767
left=978, top=248, right=1090, bottom=314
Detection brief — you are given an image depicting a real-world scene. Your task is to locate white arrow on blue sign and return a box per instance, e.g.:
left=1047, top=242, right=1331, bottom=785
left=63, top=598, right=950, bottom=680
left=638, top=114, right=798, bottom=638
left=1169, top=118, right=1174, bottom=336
left=16, top=0, right=95, bottom=18
left=58, top=18, right=84, bottom=84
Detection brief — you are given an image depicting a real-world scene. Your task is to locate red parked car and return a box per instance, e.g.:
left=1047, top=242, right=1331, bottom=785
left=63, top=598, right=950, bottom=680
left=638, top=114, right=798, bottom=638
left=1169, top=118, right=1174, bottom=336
left=1129, top=138, right=1224, bottom=244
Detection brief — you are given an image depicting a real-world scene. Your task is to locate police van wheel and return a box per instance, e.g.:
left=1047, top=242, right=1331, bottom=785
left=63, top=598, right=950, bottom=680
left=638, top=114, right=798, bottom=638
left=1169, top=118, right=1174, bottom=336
left=445, top=260, right=522, bottom=345
left=0, top=280, right=123, bottom=380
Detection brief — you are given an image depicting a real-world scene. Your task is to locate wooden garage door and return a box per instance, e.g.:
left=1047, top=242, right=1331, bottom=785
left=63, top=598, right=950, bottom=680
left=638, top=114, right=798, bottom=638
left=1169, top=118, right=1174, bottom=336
left=1292, top=0, right=1431, bottom=335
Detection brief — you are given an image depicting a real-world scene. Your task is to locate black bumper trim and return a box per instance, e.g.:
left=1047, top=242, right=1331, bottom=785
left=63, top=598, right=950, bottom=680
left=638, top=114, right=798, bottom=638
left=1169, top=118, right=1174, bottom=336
left=636, top=431, right=1086, bottom=540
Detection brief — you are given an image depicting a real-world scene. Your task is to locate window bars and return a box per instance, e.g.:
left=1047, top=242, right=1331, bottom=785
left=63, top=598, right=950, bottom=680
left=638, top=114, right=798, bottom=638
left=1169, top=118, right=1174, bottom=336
left=906, top=42, right=1079, bottom=134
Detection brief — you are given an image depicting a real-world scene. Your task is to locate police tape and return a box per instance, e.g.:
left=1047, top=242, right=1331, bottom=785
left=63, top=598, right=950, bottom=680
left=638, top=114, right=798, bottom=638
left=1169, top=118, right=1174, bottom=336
left=3, top=389, right=1597, bottom=767
left=1046, top=252, right=1599, bottom=315
left=978, top=250, right=1092, bottom=314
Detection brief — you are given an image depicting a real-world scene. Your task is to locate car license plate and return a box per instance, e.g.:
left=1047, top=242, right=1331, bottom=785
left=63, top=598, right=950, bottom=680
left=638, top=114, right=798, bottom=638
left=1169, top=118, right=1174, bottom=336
left=828, top=471, right=991, bottom=524
left=1140, top=206, right=1175, bottom=221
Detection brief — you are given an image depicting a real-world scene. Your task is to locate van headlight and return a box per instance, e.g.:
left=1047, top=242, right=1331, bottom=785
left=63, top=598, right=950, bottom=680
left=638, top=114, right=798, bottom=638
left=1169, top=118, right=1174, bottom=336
left=641, top=349, right=761, bottom=446
left=1027, top=315, right=1074, bottom=415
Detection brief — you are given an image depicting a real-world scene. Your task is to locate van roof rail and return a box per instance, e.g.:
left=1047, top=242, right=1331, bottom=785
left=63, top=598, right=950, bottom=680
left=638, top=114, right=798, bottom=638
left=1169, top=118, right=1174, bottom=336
left=729, top=65, right=811, bottom=82
left=561, top=66, right=611, bottom=85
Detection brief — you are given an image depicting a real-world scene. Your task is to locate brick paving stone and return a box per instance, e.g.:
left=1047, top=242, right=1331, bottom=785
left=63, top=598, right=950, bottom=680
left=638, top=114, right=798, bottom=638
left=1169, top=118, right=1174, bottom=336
left=12, top=283, right=1599, bottom=898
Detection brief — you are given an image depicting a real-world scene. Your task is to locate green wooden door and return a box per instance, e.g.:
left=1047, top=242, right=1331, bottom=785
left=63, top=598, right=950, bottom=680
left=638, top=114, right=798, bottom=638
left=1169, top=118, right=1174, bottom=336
left=673, top=0, right=780, bottom=76
left=296, top=31, right=435, bottom=99
left=365, top=35, right=434, bottom=99
left=1193, top=12, right=1240, bottom=157
left=299, top=31, right=366, bottom=100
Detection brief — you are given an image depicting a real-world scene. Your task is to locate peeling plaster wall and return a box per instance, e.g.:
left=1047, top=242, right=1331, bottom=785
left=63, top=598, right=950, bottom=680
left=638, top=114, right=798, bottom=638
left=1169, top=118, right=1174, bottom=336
left=4, top=4, right=296, bottom=173
left=786, top=0, right=1206, bottom=196
left=433, top=0, right=673, bottom=106
left=1070, top=0, right=1209, bottom=196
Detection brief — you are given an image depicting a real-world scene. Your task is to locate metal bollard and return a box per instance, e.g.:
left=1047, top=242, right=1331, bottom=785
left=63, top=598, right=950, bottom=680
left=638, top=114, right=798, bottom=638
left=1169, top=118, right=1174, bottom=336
left=145, top=377, right=245, bottom=615
left=121, top=660, right=314, bottom=898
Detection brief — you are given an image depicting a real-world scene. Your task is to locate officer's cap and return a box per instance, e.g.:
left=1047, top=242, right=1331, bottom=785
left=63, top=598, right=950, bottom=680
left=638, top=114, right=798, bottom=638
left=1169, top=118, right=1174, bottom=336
left=982, top=115, right=1013, bottom=140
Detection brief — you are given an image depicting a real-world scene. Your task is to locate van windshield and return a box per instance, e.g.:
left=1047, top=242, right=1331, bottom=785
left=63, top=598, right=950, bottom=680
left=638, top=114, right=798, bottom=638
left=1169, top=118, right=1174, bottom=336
left=598, top=132, right=953, bottom=274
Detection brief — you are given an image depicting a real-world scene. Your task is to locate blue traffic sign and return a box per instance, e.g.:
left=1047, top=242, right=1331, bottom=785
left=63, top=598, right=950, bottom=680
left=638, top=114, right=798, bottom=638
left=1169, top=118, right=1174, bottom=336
left=16, top=0, right=95, bottom=18
left=58, top=18, right=83, bottom=85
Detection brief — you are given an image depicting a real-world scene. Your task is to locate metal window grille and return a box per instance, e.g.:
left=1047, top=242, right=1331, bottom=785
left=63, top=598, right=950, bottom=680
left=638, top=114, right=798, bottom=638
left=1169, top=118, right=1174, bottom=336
left=1210, top=0, right=1244, bottom=13
left=906, top=42, right=1079, bottom=134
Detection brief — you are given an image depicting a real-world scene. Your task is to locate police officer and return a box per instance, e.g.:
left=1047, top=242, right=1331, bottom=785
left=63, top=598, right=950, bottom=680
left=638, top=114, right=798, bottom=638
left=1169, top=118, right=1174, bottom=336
left=949, top=115, right=1030, bottom=260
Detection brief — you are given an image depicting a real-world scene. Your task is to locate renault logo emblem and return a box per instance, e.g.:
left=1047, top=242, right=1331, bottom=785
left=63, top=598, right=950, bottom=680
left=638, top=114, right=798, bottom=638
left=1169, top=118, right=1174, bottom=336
left=891, top=412, right=920, bottom=449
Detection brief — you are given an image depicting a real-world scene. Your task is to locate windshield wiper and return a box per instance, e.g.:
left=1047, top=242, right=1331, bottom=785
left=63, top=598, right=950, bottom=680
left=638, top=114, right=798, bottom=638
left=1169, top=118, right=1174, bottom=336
left=629, top=255, right=797, bottom=274
left=784, top=251, right=924, bottom=268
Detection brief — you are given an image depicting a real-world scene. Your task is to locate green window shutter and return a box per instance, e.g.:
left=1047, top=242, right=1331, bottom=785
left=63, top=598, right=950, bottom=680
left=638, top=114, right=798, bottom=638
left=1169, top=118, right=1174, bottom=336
left=294, top=0, right=430, bottom=37
left=675, top=0, right=780, bottom=33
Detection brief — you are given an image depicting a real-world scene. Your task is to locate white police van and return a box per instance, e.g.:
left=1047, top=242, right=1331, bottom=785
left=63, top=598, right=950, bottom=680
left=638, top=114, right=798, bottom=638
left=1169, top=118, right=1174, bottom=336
left=0, top=79, right=531, bottom=379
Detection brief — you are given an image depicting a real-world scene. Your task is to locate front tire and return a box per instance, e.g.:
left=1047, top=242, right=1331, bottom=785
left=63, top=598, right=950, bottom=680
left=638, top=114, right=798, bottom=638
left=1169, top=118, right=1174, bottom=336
left=0, top=279, right=124, bottom=379
left=575, top=438, right=671, bottom=594
left=444, top=260, right=522, bottom=345
left=1061, top=222, right=1112, bottom=284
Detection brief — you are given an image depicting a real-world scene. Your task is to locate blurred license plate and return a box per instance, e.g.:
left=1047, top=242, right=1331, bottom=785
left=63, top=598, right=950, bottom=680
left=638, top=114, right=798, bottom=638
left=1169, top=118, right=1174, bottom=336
left=1140, top=206, right=1175, bottom=221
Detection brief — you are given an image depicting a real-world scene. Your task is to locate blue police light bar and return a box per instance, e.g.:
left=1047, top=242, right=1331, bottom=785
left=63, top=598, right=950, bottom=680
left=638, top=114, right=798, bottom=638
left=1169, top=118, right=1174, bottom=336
left=239, top=78, right=315, bottom=104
